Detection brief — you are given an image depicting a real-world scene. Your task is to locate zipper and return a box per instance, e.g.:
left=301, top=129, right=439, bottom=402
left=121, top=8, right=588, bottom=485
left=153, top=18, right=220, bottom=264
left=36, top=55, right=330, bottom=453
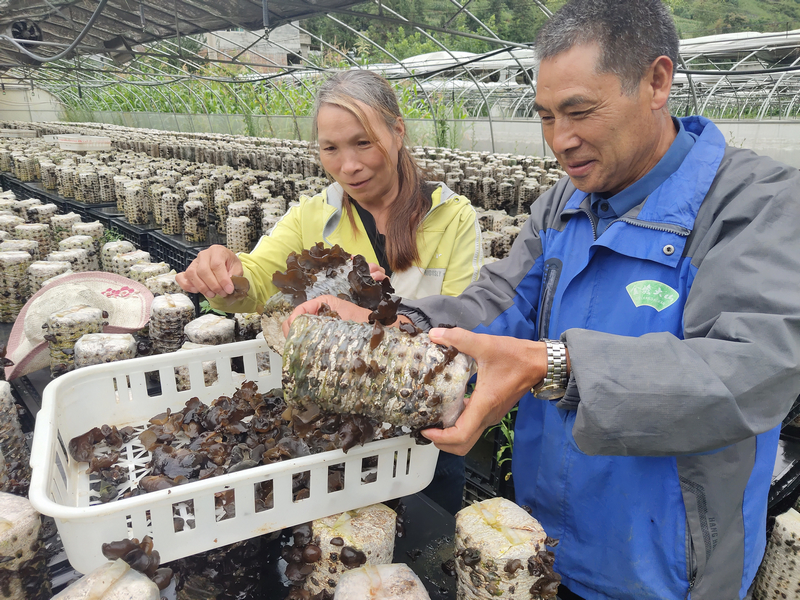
left=684, top=518, right=698, bottom=600
left=537, top=259, right=562, bottom=340
left=579, top=207, right=599, bottom=240
left=617, top=217, right=692, bottom=237
left=684, top=577, right=696, bottom=600
left=421, top=185, right=455, bottom=221
left=578, top=209, right=692, bottom=241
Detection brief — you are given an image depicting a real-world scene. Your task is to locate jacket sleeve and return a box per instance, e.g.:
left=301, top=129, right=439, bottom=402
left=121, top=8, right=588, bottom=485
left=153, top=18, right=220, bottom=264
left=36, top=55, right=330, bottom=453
left=208, top=199, right=307, bottom=314
left=565, top=159, right=800, bottom=457
left=439, top=200, right=484, bottom=298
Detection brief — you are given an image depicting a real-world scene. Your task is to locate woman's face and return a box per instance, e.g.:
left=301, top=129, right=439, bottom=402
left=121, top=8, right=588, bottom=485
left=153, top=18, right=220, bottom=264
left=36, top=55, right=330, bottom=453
left=317, top=101, right=404, bottom=207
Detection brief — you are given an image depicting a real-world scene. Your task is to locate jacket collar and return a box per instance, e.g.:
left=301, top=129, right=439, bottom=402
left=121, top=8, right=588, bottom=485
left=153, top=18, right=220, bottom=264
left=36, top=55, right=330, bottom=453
left=563, top=116, right=726, bottom=230
left=559, top=117, right=727, bottom=267
left=322, top=181, right=457, bottom=245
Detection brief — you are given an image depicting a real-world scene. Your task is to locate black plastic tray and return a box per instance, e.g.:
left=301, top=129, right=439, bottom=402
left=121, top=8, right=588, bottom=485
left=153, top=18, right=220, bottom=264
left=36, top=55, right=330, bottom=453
left=86, top=205, right=124, bottom=229
left=109, top=216, right=160, bottom=252
left=147, top=229, right=220, bottom=272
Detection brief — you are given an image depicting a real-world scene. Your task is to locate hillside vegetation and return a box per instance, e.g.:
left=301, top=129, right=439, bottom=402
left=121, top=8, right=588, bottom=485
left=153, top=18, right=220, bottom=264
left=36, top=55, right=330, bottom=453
left=302, top=0, right=800, bottom=62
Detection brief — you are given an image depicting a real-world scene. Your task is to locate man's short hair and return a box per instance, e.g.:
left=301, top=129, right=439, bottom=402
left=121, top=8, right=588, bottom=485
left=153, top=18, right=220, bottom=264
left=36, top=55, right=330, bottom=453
left=534, top=0, right=679, bottom=95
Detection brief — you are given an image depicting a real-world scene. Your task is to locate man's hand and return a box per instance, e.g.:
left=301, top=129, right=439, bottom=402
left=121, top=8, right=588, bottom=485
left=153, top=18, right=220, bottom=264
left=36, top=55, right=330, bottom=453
left=282, top=295, right=374, bottom=336
left=176, top=245, right=244, bottom=299
left=421, top=328, right=549, bottom=456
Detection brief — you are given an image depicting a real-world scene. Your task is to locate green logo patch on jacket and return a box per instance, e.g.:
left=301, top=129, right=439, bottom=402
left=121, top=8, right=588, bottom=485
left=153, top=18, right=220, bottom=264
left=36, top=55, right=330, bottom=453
left=626, top=280, right=680, bottom=312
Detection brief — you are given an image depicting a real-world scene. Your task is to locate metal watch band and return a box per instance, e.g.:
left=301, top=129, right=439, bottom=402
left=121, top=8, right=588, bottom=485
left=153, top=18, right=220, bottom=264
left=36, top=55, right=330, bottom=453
left=532, top=339, right=568, bottom=400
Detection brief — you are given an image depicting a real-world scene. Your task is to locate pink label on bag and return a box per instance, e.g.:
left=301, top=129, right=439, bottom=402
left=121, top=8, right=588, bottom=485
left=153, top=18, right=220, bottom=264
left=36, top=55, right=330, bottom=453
left=101, top=286, right=138, bottom=299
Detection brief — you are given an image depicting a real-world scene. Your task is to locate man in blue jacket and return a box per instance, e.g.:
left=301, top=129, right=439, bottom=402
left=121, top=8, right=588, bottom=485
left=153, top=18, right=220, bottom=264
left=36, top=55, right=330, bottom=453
left=286, top=0, right=800, bottom=597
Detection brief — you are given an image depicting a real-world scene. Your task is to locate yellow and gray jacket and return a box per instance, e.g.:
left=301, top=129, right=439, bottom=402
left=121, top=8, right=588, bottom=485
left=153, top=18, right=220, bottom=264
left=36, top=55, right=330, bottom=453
left=210, top=181, right=483, bottom=314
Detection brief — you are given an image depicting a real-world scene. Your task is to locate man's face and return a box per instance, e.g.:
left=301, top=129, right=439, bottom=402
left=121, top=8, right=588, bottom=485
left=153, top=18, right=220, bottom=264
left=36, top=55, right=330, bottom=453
left=535, top=43, right=663, bottom=196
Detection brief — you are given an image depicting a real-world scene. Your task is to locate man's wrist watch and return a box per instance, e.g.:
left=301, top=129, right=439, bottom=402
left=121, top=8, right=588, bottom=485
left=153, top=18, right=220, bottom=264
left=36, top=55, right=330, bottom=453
left=532, top=339, right=568, bottom=400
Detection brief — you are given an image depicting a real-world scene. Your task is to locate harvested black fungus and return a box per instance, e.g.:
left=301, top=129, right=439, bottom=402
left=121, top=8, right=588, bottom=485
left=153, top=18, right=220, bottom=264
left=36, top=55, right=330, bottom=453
left=68, top=427, right=105, bottom=462
left=338, top=414, right=375, bottom=453
left=339, top=546, right=366, bottom=569
left=140, top=475, right=178, bottom=492
left=88, top=452, right=120, bottom=474
left=69, top=375, right=418, bottom=510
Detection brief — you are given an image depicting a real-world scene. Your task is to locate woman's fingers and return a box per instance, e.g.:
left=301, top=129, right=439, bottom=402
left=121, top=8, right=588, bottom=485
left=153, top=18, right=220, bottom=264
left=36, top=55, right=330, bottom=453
left=177, top=245, right=242, bottom=298
left=368, top=262, right=388, bottom=282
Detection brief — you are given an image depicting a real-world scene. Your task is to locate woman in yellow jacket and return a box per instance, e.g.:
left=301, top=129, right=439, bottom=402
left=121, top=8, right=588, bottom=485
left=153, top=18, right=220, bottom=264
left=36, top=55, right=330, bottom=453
left=177, top=70, right=483, bottom=513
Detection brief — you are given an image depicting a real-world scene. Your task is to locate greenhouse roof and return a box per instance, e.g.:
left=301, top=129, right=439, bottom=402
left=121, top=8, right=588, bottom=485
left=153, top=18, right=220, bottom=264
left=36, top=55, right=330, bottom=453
left=0, top=0, right=365, bottom=69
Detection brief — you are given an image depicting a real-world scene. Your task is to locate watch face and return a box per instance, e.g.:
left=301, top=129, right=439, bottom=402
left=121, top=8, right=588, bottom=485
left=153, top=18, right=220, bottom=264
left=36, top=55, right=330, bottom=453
left=533, top=385, right=566, bottom=400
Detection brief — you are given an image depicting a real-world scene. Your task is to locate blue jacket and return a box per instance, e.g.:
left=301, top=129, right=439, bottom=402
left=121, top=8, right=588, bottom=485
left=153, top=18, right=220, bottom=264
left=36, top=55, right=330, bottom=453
left=400, top=117, right=800, bottom=599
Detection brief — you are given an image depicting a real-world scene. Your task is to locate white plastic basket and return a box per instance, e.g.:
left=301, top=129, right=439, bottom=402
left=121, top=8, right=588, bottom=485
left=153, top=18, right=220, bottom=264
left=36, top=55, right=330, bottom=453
left=29, top=339, right=439, bottom=574
left=57, top=135, right=112, bottom=152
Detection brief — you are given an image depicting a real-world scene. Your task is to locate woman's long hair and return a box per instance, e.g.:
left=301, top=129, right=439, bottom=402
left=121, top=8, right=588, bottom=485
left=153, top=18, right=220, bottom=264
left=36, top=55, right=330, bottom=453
left=312, top=70, right=428, bottom=273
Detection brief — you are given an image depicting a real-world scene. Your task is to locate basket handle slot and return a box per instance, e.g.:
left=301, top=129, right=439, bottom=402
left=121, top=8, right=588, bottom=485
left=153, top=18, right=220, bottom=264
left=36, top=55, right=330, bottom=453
left=203, top=360, right=219, bottom=388
left=174, top=365, right=191, bottom=392
left=254, top=480, right=274, bottom=512
left=124, top=509, right=153, bottom=540
left=172, top=500, right=196, bottom=532
left=214, top=489, right=236, bottom=522
left=327, top=463, right=344, bottom=493
left=229, top=356, right=245, bottom=379
left=112, top=375, right=133, bottom=402
left=292, top=470, right=310, bottom=503
left=360, top=456, right=378, bottom=485
left=255, top=351, right=271, bottom=376
left=144, top=370, right=162, bottom=396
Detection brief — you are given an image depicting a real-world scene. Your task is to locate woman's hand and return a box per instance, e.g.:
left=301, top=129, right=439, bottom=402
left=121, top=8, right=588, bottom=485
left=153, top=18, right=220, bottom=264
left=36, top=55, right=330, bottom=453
left=176, top=245, right=244, bottom=298
left=282, top=295, right=373, bottom=336
left=369, top=263, right=389, bottom=283
left=421, top=327, right=550, bottom=456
